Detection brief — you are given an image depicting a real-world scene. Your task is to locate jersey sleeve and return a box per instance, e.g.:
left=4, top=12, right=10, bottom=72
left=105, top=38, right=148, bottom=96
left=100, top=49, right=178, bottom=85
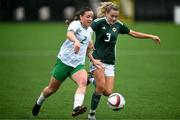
left=118, top=21, right=130, bottom=34
left=91, top=20, right=98, bottom=31
left=91, top=17, right=106, bottom=31
left=67, top=21, right=79, bottom=33
left=89, top=27, right=93, bottom=36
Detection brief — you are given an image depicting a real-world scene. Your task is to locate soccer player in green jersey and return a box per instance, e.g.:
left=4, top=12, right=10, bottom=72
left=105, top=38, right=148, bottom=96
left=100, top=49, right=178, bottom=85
left=87, top=2, right=160, bottom=120
left=32, top=7, right=94, bottom=117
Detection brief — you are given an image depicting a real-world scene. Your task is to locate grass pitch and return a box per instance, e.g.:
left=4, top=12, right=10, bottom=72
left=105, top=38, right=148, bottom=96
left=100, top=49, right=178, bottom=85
left=0, top=22, right=180, bottom=119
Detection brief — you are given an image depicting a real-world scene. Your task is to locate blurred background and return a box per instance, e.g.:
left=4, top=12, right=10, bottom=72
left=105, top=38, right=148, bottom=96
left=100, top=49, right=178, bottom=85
left=0, top=0, right=180, bottom=119
left=0, top=0, right=180, bottom=23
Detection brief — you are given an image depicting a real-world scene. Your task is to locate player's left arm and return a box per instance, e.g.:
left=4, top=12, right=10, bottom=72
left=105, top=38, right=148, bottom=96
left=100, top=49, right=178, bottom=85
left=128, top=30, right=161, bottom=44
left=86, top=40, right=94, bottom=60
left=86, top=41, right=104, bottom=69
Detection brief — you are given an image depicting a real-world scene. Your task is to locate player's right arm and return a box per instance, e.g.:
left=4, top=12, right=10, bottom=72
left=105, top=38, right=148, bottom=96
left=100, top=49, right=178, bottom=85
left=67, top=30, right=80, bottom=54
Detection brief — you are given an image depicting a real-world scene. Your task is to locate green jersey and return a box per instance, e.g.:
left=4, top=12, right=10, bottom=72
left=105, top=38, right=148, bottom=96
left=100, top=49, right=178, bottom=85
left=91, top=17, right=130, bottom=65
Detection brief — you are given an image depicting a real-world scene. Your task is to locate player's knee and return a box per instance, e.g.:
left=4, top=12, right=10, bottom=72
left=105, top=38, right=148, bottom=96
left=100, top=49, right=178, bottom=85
left=77, top=78, right=87, bottom=87
left=81, top=79, right=87, bottom=86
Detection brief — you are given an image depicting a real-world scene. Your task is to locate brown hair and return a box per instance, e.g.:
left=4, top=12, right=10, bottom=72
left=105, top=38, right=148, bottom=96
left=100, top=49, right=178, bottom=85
left=65, top=7, right=92, bottom=25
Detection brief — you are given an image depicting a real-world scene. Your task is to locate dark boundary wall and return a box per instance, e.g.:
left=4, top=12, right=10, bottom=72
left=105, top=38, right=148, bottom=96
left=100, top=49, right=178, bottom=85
left=1, top=0, right=180, bottom=21
left=0, top=0, right=90, bottom=21
left=135, top=0, right=180, bottom=21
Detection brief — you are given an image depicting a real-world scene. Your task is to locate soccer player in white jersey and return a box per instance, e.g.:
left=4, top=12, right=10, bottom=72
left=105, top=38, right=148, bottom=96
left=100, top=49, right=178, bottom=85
left=32, top=7, right=94, bottom=117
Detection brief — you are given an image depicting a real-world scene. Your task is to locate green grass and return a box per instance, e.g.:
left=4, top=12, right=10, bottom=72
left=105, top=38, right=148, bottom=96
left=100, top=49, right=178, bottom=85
left=0, top=22, right=180, bottom=119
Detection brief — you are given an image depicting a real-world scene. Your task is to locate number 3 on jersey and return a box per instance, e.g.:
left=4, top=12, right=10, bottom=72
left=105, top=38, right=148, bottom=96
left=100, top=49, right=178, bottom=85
left=105, top=33, right=111, bottom=42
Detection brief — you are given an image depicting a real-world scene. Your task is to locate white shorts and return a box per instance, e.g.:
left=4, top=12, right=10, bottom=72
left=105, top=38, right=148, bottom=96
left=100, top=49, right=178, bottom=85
left=89, top=62, right=115, bottom=76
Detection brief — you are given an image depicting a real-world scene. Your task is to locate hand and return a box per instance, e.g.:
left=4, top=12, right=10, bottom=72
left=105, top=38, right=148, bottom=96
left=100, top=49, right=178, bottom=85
left=92, top=59, right=105, bottom=69
left=151, top=35, right=160, bottom=44
left=74, top=40, right=80, bottom=54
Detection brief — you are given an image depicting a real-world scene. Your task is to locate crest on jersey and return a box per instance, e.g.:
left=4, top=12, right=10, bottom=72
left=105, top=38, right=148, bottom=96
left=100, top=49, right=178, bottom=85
left=112, top=27, right=116, bottom=32
left=102, top=26, right=106, bottom=30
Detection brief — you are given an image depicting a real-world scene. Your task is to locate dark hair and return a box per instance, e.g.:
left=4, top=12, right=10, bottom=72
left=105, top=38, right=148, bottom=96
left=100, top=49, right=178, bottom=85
left=65, top=7, right=92, bottom=25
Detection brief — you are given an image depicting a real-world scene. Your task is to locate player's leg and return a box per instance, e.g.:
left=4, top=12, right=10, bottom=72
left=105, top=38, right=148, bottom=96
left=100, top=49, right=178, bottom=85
left=32, top=58, right=69, bottom=116
left=87, top=72, right=96, bottom=86
left=88, top=67, right=106, bottom=120
left=103, top=64, right=115, bottom=96
left=88, top=64, right=114, bottom=120
left=32, top=76, right=61, bottom=116
left=87, top=62, right=96, bottom=86
left=103, top=76, right=114, bottom=96
left=70, top=66, right=88, bottom=116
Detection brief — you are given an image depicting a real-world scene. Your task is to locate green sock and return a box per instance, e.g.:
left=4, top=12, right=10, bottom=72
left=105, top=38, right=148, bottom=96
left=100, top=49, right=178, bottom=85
left=91, top=92, right=101, bottom=110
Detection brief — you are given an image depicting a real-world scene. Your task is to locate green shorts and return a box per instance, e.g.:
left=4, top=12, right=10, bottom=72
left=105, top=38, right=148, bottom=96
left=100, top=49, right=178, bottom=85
left=51, top=58, right=85, bottom=82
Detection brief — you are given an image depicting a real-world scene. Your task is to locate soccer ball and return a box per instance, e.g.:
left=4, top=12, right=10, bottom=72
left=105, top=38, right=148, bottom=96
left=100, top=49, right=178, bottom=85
left=107, top=93, right=125, bottom=110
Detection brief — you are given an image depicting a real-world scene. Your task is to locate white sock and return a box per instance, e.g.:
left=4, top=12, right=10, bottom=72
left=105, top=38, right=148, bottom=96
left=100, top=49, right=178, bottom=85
left=73, top=93, right=84, bottom=109
left=36, top=93, right=46, bottom=105
left=89, top=77, right=95, bottom=83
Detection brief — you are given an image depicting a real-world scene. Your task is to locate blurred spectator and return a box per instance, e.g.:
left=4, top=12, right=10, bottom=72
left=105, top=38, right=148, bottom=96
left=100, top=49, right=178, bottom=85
left=89, top=0, right=100, bottom=17
left=120, top=0, right=133, bottom=19
left=39, top=6, right=50, bottom=21
left=14, top=6, right=25, bottom=21
left=63, top=6, right=75, bottom=20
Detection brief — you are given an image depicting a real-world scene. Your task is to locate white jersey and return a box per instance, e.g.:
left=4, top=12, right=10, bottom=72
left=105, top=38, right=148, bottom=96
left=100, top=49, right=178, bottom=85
left=57, top=20, right=93, bottom=68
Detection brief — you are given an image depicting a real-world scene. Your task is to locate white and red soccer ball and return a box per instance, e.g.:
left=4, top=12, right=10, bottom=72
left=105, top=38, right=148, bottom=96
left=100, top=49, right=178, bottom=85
left=107, top=93, right=125, bottom=110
